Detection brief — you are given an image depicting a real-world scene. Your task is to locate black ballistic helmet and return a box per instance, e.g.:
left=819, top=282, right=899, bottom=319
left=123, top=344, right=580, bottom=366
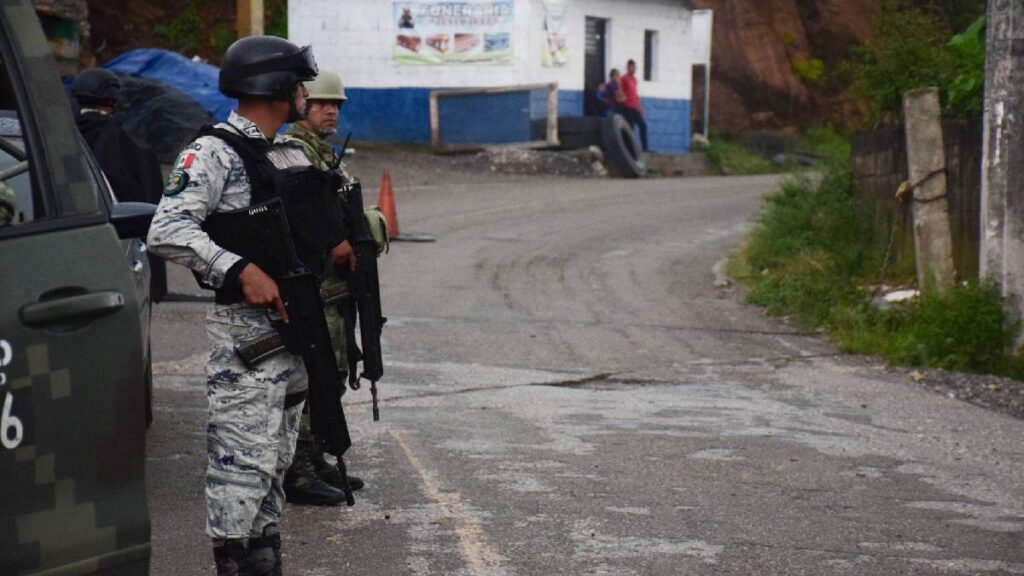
left=219, top=36, right=318, bottom=100
left=72, top=68, right=121, bottom=107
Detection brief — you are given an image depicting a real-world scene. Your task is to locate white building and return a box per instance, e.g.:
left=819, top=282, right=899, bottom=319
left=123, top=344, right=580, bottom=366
left=290, top=0, right=696, bottom=153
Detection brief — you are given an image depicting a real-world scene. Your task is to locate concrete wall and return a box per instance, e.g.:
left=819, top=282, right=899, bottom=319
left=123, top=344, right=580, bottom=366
left=289, top=0, right=693, bottom=152
left=851, top=119, right=983, bottom=280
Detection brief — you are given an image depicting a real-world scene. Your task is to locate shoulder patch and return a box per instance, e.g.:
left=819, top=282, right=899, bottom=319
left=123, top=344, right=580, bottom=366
left=164, top=169, right=190, bottom=196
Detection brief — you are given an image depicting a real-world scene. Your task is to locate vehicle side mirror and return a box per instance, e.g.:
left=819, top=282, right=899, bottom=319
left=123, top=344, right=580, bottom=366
left=111, top=202, right=157, bottom=239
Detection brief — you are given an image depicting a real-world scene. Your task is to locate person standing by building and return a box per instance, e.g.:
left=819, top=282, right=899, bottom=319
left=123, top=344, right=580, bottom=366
left=620, top=59, right=649, bottom=151
left=146, top=36, right=345, bottom=575
left=279, top=69, right=368, bottom=506
left=597, top=68, right=626, bottom=116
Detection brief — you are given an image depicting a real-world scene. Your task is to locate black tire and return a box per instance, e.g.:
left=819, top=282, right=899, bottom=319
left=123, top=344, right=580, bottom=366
left=601, top=114, right=646, bottom=178
left=556, top=116, right=603, bottom=150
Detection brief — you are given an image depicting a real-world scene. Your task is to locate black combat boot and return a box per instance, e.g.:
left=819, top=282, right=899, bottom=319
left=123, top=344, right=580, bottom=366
left=284, top=442, right=347, bottom=506
left=248, top=525, right=282, bottom=576
left=213, top=539, right=250, bottom=576
left=311, top=449, right=365, bottom=492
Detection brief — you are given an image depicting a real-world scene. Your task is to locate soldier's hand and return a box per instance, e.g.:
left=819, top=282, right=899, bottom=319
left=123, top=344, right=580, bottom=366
left=330, top=240, right=357, bottom=272
left=238, top=263, right=289, bottom=324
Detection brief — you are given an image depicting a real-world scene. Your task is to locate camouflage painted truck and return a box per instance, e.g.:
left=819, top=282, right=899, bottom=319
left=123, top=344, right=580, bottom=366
left=0, top=0, right=154, bottom=573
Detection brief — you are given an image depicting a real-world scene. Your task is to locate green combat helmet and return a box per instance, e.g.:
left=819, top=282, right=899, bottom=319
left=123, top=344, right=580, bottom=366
left=304, top=69, right=347, bottom=102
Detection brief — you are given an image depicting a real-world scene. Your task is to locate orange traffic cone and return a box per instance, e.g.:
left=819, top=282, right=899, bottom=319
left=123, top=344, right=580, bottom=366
left=375, top=170, right=436, bottom=243
left=377, top=170, right=400, bottom=239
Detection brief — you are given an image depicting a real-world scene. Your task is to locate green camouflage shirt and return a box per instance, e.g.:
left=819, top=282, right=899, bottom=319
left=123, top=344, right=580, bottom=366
left=282, top=122, right=354, bottom=184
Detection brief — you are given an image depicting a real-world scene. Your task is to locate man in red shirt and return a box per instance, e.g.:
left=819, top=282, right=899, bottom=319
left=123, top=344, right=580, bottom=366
left=619, top=59, right=648, bottom=151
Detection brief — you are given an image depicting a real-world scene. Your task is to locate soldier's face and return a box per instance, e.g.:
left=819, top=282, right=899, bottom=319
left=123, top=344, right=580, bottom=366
left=306, top=100, right=341, bottom=137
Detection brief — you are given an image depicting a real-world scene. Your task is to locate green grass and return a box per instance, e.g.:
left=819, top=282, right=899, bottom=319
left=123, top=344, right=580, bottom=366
left=705, top=138, right=779, bottom=175
left=705, top=128, right=851, bottom=176
left=799, top=126, right=851, bottom=166
left=730, top=168, right=1024, bottom=379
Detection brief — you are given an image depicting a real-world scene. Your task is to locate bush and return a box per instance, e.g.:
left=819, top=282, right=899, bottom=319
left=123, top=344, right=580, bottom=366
left=899, top=281, right=1015, bottom=371
left=154, top=0, right=205, bottom=55
left=744, top=171, right=869, bottom=275
left=847, top=2, right=986, bottom=123
left=732, top=167, right=1024, bottom=379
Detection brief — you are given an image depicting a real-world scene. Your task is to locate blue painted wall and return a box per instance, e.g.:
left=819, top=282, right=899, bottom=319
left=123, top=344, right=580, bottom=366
left=641, top=97, right=692, bottom=154
left=338, top=87, right=689, bottom=154
left=559, top=90, right=584, bottom=117
left=338, top=87, right=434, bottom=143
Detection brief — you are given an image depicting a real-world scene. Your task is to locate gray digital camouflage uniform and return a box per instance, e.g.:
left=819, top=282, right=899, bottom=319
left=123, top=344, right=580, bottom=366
left=147, top=111, right=311, bottom=540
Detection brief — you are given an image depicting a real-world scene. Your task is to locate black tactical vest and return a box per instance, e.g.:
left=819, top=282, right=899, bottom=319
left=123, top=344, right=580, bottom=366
left=197, top=126, right=346, bottom=304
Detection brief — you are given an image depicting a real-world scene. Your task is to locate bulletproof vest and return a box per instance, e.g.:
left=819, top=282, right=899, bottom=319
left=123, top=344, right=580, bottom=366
left=197, top=126, right=345, bottom=304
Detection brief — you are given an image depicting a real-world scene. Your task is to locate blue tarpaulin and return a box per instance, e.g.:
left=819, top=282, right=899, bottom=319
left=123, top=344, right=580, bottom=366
left=104, top=48, right=236, bottom=122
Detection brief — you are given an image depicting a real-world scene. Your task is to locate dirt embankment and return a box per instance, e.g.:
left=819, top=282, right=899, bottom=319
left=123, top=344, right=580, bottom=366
left=693, top=0, right=878, bottom=134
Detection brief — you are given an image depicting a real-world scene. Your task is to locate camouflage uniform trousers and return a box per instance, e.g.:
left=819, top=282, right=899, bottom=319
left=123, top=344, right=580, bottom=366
left=204, top=303, right=308, bottom=540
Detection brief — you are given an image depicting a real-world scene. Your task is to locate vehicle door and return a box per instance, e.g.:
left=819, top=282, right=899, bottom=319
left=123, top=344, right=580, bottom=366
left=0, top=1, right=150, bottom=574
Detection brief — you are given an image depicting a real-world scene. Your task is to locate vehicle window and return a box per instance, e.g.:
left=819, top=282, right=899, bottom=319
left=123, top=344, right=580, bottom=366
left=0, top=63, right=33, bottom=227
left=0, top=111, right=32, bottom=224
left=0, top=36, right=102, bottom=233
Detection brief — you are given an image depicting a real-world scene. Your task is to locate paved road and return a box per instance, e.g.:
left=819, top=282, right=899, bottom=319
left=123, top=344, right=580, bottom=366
left=147, top=173, right=1024, bottom=575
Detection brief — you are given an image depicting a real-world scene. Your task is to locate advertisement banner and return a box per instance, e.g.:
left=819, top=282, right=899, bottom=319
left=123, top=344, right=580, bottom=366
left=393, top=0, right=515, bottom=65
left=541, top=0, right=569, bottom=67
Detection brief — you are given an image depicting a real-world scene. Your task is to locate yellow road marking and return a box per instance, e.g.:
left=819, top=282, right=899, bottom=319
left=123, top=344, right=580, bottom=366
left=391, top=429, right=510, bottom=575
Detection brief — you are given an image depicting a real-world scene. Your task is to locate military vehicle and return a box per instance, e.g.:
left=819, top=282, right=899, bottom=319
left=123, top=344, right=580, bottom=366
left=0, top=0, right=154, bottom=573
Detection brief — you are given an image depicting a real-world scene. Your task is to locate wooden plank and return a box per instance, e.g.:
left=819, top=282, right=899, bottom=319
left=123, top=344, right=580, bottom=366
left=430, top=83, right=558, bottom=98
left=546, top=82, right=559, bottom=146
left=429, top=91, right=440, bottom=152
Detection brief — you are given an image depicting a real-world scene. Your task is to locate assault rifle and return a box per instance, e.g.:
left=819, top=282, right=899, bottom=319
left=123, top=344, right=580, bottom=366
left=340, top=181, right=386, bottom=421
left=205, top=198, right=356, bottom=505
left=234, top=182, right=387, bottom=422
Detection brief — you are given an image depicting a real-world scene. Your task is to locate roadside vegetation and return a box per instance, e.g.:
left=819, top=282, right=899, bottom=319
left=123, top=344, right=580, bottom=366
left=728, top=165, right=1024, bottom=378
left=845, top=1, right=986, bottom=124
left=727, top=1, right=1021, bottom=379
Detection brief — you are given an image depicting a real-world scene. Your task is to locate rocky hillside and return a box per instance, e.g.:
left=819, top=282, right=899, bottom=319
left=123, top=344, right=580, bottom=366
left=692, top=0, right=879, bottom=134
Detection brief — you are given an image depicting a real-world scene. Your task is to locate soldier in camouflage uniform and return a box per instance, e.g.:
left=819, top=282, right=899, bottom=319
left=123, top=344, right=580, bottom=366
left=279, top=69, right=366, bottom=504
left=146, top=36, right=350, bottom=576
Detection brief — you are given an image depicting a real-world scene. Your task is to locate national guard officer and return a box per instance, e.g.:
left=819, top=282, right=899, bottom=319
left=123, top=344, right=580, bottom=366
left=146, top=36, right=350, bottom=575
left=279, top=69, right=377, bottom=505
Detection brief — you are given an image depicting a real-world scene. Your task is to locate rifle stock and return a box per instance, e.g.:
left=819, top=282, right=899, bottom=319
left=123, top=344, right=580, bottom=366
left=235, top=281, right=351, bottom=369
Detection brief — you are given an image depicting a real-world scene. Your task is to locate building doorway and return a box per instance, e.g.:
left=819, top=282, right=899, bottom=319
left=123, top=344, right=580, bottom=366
left=584, top=16, right=607, bottom=116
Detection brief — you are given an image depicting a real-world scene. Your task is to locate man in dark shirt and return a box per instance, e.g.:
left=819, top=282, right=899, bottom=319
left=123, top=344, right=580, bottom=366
left=73, top=68, right=167, bottom=302
left=72, top=68, right=164, bottom=204
left=620, top=59, right=649, bottom=151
